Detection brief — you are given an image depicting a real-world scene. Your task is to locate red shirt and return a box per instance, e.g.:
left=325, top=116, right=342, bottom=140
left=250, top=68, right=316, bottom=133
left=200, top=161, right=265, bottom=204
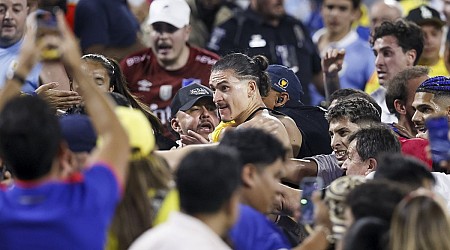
left=120, top=45, right=219, bottom=127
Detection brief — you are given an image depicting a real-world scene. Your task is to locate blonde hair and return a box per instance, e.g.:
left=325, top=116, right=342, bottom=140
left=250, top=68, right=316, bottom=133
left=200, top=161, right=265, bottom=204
left=390, top=190, right=450, bottom=250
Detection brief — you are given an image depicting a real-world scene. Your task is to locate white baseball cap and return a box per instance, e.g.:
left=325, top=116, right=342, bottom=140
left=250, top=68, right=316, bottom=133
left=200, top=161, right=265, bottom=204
left=148, top=0, right=191, bottom=29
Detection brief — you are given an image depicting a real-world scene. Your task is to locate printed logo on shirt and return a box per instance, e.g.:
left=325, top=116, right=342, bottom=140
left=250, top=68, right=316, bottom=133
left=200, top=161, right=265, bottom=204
left=160, top=85, right=173, bottom=101
left=182, top=78, right=201, bottom=87
left=207, top=27, right=225, bottom=51
left=138, top=79, right=152, bottom=92
left=195, top=55, right=217, bottom=65
left=249, top=34, right=266, bottom=48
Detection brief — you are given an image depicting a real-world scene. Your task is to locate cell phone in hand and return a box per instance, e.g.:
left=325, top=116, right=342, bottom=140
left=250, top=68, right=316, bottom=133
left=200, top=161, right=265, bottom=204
left=426, top=115, right=450, bottom=163
left=299, top=177, right=324, bottom=225
left=36, top=0, right=66, bottom=61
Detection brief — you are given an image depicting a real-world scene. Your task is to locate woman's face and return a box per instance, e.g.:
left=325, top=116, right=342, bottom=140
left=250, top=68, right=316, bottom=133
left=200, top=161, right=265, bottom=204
left=78, top=60, right=112, bottom=93
left=209, top=69, right=252, bottom=122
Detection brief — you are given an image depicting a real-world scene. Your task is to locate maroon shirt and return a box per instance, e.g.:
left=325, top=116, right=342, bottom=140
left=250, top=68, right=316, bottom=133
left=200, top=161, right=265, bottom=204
left=120, top=45, right=219, bottom=127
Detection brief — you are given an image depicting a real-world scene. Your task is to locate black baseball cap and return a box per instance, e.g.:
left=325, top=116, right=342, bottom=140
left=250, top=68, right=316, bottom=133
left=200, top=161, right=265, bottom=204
left=170, top=83, right=214, bottom=117
left=406, top=5, right=445, bottom=28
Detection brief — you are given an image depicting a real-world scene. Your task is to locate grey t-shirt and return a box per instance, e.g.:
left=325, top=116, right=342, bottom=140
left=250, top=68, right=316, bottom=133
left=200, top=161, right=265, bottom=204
left=306, top=154, right=344, bottom=186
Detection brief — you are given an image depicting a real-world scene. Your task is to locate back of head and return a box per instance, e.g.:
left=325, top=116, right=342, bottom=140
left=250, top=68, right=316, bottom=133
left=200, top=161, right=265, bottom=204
left=347, top=124, right=401, bottom=161
left=345, top=179, right=408, bottom=223
left=219, top=128, right=287, bottom=169
left=374, top=153, right=435, bottom=190
left=267, top=64, right=304, bottom=107
left=385, top=66, right=429, bottom=117
left=176, top=147, right=241, bottom=215
left=59, top=114, right=97, bottom=153
left=343, top=217, right=389, bottom=250
left=390, top=192, right=450, bottom=250
left=212, top=53, right=271, bottom=97
left=416, top=75, right=450, bottom=100
left=326, top=97, right=381, bottom=124
left=0, top=96, right=61, bottom=180
left=371, top=19, right=424, bottom=65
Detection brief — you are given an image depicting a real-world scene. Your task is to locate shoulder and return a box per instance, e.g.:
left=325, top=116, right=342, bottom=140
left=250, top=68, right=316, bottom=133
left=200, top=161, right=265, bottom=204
left=190, top=46, right=220, bottom=64
left=121, top=48, right=152, bottom=68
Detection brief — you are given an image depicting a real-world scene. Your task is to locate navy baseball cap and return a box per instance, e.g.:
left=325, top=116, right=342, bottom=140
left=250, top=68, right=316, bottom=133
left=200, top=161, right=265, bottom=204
left=267, top=64, right=304, bottom=107
left=59, top=114, right=97, bottom=153
left=170, top=83, right=214, bottom=117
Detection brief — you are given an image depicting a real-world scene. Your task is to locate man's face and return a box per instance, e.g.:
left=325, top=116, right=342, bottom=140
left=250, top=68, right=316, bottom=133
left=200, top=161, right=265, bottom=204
left=405, top=75, right=429, bottom=134
left=150, top=22, right=189, bottom=68
left=0, top=0, right=28, bottom=47
left=210, top=69, right=252, bottom=122
left=412, top=92, right=448, bottom=138
left=262, top=88, right=281, bottom=110
left=420, top=24, right=442, bottom=63
left=172, top=98, right=219, bottom=140
left=322, top=0, right=357, bottom=37
left=373, top=35, right=414, bottom=86
left=329, top=117, right=361, bottom=165
left=369, top=2, right=401, bottom=30
left=342, top=139, right=371, bottom=176
left=254, top=0, right=285, bottom=20
left=251, top=158, right=284, bottom=213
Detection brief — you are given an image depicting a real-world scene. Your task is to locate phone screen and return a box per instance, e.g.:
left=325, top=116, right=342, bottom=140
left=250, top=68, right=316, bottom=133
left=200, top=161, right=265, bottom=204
left=299, top=177, right=323, bottom=225
left=426, top=115, right=450, bottom=163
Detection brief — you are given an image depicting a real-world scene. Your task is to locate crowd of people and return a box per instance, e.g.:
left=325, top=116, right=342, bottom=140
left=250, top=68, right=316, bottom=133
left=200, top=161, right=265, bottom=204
left=1, top=0, right=450, bottom=249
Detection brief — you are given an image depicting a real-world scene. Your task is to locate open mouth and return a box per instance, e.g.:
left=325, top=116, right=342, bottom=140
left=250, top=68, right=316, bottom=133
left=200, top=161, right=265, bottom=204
left=415, top=125, right=427, bottom=135
left=197, top=121, right=214, bottom=133
left=157, top=43, right=172, bottom=54
left=334, top=150, right=347, bottom=161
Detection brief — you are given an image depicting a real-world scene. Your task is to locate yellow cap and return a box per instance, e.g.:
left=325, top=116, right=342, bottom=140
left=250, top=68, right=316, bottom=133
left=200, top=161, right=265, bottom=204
left=115, top=107, right=155, bottom=159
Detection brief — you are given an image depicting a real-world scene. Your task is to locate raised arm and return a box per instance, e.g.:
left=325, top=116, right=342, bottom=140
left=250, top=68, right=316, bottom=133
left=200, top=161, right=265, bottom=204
left=322, top=48, right=345, bottom=103
left=56, top=12, right=130, bottom=184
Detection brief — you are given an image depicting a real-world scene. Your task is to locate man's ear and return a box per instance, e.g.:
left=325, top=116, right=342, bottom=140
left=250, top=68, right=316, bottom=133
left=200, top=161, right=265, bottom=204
left=394, top=99, right=406, bottom=115
left=170, top=117, right=182, bottom=133
left=247, top=80, right=257, bottom=98
left=406, top=49, right=417, bottom=66
left=241, top=164, right=258, bottom=188
left=275, top=92, right=289, bottom=107
left=365, top=158, right=377, bottom=176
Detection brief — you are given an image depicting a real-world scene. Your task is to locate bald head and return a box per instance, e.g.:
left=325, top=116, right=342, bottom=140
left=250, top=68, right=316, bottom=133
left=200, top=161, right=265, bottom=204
left=369, top=0, right=403, bottom=30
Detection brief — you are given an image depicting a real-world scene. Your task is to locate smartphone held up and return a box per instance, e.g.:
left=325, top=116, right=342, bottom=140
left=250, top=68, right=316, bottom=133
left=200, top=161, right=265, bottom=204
left=35, top=0, right=67, bottom=61
left=425, top=115, right=450, bottom=163
left=299, top=177, right=324, bottom=225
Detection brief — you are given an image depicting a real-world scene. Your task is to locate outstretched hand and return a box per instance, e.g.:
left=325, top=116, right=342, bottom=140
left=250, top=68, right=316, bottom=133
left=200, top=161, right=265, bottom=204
left=322, top=48, right=345, bottom=77
left=35, top=82, right=81, bottom=110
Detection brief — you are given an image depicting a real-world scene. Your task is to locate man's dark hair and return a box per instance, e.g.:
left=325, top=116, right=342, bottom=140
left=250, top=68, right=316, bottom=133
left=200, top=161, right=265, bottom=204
left=176, top=147, right=241, bottom=215
left=343, top=217, right=389, bottom=250
left=385, top=66, right=429, bottom=118
left=416, top=75, right=450, bottom=100
left=329, top=89, right=382, bottom=115
left=345, top=179, right=409, bottom=223
left=0, top=96, right=61, bottom=180
left=371, top=19, right=424, bottom=65
left=374, top=153, right=435, bottom=190
left=212, top=53, right=271, bottom=97
left=326, top=97, right=381, bottom=124
left=219, top=128, right=287, bottom=170
left=347, top=125, right=401, bottom=161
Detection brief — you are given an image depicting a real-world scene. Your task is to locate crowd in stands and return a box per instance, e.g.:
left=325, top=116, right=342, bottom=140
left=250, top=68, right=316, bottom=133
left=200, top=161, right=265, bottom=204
left=2, top=0, right=450, bottom=249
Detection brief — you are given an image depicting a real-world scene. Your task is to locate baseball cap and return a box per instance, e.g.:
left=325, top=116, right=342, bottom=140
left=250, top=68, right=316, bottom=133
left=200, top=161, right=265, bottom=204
left=406, top=5, right=445, bottom=28
left=59, top=114, right=97, bottom=153
left=170, top=83, right=214, bottom=117
left=267, top=64, right=304, bottom=107
left=147, top=0, right=191, bottom=29
left=115, top=107, right=155, bottom=160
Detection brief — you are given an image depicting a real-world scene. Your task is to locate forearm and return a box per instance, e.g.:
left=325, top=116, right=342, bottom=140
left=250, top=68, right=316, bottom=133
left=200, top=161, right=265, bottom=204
left=323, top=73, right=340, bottom=103
left=282, top=159, right=318, bottom=185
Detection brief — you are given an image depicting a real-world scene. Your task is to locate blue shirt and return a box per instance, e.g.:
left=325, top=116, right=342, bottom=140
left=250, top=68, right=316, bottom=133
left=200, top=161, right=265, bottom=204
left=0, top=163, right=121, bottom=250
left=230, top=204, right=291, bottom=250
left=0, top=39, right=42, bottom=93
left=74, top=0, right=140, bottom=51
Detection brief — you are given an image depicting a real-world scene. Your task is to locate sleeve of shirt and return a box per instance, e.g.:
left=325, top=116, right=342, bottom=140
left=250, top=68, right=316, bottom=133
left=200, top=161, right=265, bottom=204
left=74, top=1, right=109, bottom=51
left=306, top=154, right=344, bottom=186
